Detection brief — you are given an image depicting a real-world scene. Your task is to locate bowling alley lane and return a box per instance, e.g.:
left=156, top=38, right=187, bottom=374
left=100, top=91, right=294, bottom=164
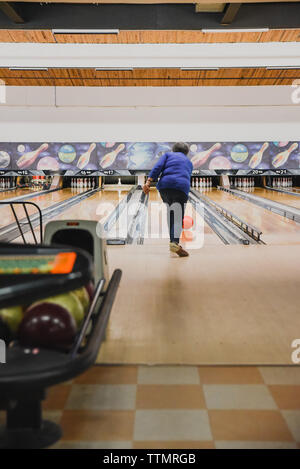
left=0, top=188, right=83, bottom=230
left=253, top=187, right=300, bottom=210
left=206, top=188, right=300, bottom=245
left=54, top=188, right=128, bottom=222
left=0, top=187, right=35, bottom=201
left=18, top=188, right=129, bottom=244
left=143, top=188, right=223, bottom=246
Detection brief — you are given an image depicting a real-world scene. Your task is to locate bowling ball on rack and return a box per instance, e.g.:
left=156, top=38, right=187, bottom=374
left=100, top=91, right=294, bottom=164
left=18, top=303, right=77, bottom=349
left=72, top=286, right=90, bottom=313
left=27, top=291, right=84, bottom=328
left=0, top=305, right=23, bottom=335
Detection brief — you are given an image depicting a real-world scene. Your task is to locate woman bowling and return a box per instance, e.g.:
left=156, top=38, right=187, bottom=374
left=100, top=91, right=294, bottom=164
left=143, top=142, right=193, bottom=257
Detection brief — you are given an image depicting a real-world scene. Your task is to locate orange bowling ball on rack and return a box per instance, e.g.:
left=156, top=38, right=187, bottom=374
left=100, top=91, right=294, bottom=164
left=182, top=215, right=194, bottom=230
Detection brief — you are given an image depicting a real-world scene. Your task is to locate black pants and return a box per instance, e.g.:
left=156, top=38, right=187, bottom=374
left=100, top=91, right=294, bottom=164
left=160, top=189, right=188, bottom=243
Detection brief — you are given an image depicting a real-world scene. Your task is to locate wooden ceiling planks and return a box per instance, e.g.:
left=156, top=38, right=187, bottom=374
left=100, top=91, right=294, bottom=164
left=0, top=67, right=299, bottom=86
left=3, top=0, right=300, bottom=3
left=0, top=29, right=299, bottom=44
left=0, top=29, right=55, bottom=43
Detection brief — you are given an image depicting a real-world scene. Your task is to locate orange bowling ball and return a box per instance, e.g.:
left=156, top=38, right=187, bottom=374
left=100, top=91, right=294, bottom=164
left=182, top=215, right=194, bottom=230
left=181, top=230, right=194, bottom=242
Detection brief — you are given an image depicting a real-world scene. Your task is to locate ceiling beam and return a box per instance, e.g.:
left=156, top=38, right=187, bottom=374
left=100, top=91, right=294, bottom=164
left=221, top=3, right=242, bottom=25
left=0, top=3, right=25, bottom=24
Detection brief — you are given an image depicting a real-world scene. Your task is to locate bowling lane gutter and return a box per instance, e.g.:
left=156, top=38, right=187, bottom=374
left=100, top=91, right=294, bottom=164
left=126, top=189, right=149, bottom=245
left=104, top=186, right=150, bottom=245
left=104, top=185, right=137, bottom=244
left=189, top=189, right=255, bottom=245
left=0, top=187, right=63, bottom=203
left=137, top=190, right=150, bottom=245
left=265, top=185, right=300, bottom=198
left=220, top=187, right=300, bottom=224
left=0, top=188, right=99, bottom=243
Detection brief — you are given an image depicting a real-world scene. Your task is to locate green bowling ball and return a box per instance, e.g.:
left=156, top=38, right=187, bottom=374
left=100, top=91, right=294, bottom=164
left=0, top=305, right=23, bottom=335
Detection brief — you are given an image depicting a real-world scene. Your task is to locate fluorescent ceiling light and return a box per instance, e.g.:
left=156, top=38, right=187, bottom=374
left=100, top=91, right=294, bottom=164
left=52, top=29, right=119, bottom=35
left=9, top=67, right=48, bottom=71
left=266, top=66, right=300, bottom=70
left=201, top=28, right=269, bottom=33
left=95, top=68, right=133, bottom=71
left=181, top=67, right=219, bottom=71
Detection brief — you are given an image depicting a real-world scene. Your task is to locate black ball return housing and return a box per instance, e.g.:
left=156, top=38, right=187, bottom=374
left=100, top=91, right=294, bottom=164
left=0, top=243, right=122, bottom=449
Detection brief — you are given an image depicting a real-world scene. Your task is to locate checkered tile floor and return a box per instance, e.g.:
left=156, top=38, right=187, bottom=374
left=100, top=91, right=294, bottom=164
left=2, top=365, right=300, bottom=449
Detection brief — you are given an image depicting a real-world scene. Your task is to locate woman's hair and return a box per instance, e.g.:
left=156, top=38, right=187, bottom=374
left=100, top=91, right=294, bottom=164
left=172, top=142, right=189, bottom=155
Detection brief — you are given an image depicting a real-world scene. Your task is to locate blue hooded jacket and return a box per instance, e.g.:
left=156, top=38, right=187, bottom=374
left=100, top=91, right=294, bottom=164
left=148, top=151, right=193, bottom=196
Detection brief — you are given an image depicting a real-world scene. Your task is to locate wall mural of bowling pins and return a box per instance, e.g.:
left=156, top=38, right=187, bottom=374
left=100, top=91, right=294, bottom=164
left=0, top=141, right=299, bottom=172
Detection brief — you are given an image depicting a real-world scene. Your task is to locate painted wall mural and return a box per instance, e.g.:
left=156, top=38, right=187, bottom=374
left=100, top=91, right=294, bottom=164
left=0, top=141, right=299, bottom=173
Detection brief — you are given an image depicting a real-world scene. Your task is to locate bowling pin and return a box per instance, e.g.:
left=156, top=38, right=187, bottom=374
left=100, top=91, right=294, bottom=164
left=249, top=142, right=269, bottom=169
left=77, top=143, right=96, bottom=170
left=191, top=143, right=222, bottom=169
left=273, top=143, right=298, bottom=168
left=17, top=143, right=49, bottom=169
left=100, top=143, right=125, bottom=169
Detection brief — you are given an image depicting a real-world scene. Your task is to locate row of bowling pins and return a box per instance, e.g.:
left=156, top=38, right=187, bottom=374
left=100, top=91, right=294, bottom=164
left=71, top=178, right=96, bottom=189
left=231, top=177, right=255, bottom=188
left=0, top=177, right=13, bottom=189
left=272, top=178, right=293, bottom=188
left=191, top=177, right=212, bottom=189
